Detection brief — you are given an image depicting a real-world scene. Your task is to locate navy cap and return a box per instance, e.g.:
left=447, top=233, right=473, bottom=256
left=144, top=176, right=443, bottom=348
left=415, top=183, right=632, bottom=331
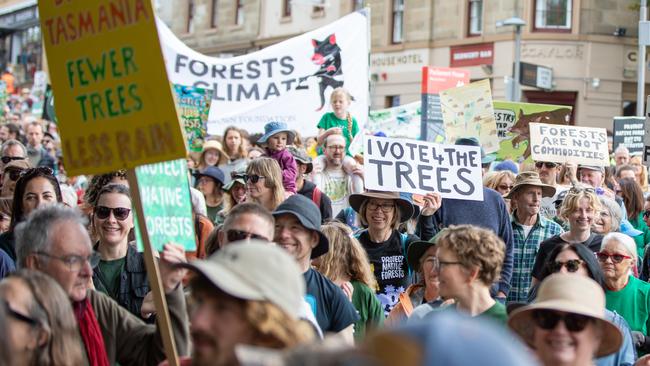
left=194, top=166, right=226, bottom=186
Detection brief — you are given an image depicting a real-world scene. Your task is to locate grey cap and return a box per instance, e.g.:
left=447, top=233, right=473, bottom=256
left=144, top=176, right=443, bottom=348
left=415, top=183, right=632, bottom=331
left=179, top=241, right=305, bottom=319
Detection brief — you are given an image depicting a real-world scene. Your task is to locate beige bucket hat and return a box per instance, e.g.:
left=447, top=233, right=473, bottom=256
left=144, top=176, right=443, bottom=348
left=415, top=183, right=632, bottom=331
left=503, top=171, right=556, bottom=199
left=508, top=273, right=622, bottom=358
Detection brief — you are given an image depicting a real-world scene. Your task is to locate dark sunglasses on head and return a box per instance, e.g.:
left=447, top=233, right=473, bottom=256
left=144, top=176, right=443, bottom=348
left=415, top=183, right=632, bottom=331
left=226, top=229, right=269, bottom=242
left=95, top=206, right=131, bottom=221
left=535, top=162, right=557, bottom=169
left=244, top=174, right=265, bottom=184
left=596, top=252, right=632, bottom=264
left=568, top=186, right=596, bottom=195
left=1, top=156, right=25, bottom=164
left=3, top=299, right=38, bottom=326
left=549, top=259, right=584, bottom=273
left=19, top=166, right=54, bottom=179
left=5, top=168, right=23, bottom=181
left=532, top=309, right=592, bottom=332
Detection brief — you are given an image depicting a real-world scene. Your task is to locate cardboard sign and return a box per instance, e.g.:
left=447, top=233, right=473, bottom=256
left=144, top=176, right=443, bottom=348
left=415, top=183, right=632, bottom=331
left=39, top=1, right=186, bottom=176
left=134, top=159, right=196, bottom=252
left=420, top=66, right=470, bottom=143
left=439, top=79, right=499, bottom=153
left=364, top=135, right=484, bottom=201
left=530, top=123, right=609, bottom=166
left=173, top=84, right=213, bottom=152
left=613, top=117, right=645, bottom=155
left=367, top=101, right=421, bottom=140
left=494, top=101, right=572, bottom=163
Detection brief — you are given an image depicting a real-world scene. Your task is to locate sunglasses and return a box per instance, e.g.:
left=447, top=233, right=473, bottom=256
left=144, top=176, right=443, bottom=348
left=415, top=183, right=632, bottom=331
left=226, top=229, right=269, bottom=242
left=95, top=206, right=131, bottom=221
left=596, top=252, right=632, bottom=264
left=535, top=162, right=558, bottom=169
left=244, top=174, right=265, bottom=184
left=532, top=309, right=592, bottom=332
left=0, top=156, right=24, bottom=164
left=5, top=168, right=22, bottom=181
left=643, top=209, right=650, bottom=218
left=549, top=259, right=584, bottom=273
left=3, top=300, right=39, bottom=326
left=568, top=186, right=596, bottom=195
left=498, top=184, right=513, bottom=191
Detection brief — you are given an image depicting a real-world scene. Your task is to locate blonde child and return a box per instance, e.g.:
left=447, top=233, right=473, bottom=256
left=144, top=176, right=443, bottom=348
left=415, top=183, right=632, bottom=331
left=258, top=121, right=298, bottom=194
left=314, top=88, right=363, bottom=192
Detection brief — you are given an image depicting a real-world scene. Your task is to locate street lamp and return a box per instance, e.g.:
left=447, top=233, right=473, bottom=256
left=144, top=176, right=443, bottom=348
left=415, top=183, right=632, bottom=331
left=497, top=17, right=526, bottom=102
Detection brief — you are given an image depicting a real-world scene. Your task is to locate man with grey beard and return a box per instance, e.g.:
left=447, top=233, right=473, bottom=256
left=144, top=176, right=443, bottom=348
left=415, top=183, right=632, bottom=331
left=312, top=133, right=363, bottom=216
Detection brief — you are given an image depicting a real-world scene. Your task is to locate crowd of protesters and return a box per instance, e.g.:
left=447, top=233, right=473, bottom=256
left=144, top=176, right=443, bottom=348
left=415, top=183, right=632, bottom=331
left=2, top=85, right=650, bottom=366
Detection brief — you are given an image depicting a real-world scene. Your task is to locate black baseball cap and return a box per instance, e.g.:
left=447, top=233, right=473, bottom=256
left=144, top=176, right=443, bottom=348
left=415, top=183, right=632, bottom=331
left=273, top=194, right=329, bottom=258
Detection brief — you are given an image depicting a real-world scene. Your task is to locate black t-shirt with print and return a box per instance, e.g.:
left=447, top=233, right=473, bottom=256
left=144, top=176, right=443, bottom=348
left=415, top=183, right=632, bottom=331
left=303, top=268, right=359, bottom=333
left=531, top=233, right=603, bottom=280
left=358, top=230, right=417, bottom=316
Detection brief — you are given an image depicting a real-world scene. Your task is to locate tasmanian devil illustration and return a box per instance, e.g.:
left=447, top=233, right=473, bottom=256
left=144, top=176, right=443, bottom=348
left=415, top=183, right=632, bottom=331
left=311, top=34, right=345, bottom=111
left=509, top=108, right=572, bottom=159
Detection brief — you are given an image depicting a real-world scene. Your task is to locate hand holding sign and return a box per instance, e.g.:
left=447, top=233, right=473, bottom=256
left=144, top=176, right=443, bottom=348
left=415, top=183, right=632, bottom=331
left=420, top=192, right=442, bottom=216
left=159, top=243, right=187, bottom=294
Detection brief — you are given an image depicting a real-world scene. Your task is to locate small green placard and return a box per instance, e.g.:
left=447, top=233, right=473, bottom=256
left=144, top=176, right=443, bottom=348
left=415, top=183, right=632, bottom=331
left=134, top=159, right=196, bottom=252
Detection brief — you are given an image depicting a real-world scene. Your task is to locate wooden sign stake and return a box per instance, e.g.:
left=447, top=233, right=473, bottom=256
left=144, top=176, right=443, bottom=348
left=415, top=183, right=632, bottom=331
left=126, top=168, right=180, bottom=366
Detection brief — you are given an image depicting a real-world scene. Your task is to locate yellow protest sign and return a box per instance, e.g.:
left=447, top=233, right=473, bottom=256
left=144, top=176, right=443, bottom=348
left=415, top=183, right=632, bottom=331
left=39, top=0, right=185, bottom=176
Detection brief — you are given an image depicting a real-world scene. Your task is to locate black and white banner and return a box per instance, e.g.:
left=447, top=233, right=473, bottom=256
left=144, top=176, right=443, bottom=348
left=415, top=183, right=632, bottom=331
left=157, top=11, right=369, bottom=137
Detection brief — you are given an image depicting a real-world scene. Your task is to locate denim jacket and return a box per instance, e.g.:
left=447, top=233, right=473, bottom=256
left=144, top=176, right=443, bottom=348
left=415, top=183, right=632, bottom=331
left=92, top=242, right=151, bottom=322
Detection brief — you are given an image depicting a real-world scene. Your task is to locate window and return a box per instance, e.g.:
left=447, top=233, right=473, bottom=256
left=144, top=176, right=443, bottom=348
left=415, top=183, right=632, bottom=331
left=353, top=0, right=364, bottom=11
left=312, top=0, right=325, bottom=14
left=187, top=0, right=196, bottom=32
left=468, top=0, right=482, bottom=36
left=282, top=0, right=291, bottom=17
left=386, top=95, right=400, bottom=108
left=235, top=0, right=244, bottom=25
left=535, top=0, right=572, bottom=30
left=211, top=0, right=218, bottom=28
left=391, top=0, right=404, bottom=44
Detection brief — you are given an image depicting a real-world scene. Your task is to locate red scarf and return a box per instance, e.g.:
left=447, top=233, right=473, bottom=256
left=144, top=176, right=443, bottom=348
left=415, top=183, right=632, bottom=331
left=74, top=298, right=109, bottom=366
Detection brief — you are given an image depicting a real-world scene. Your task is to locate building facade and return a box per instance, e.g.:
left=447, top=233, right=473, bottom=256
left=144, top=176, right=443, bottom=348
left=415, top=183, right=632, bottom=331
left=135, top=0, right=647, bottom=130
left=0, top=0, right=41, bottom=87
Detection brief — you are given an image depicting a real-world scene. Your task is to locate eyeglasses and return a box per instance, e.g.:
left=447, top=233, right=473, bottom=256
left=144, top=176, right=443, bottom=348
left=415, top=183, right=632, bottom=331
left=95, top=206, right=131, bottom=221
left=34, top=251, right=101, bottom=272
left=326, top=145, right=345, bottom=151
left=643, top=209, right=650, bottom=218
left=244, top=174, right=266, bottom=184
left=1, top=156, right=24, bottom=164
left=433, top=257, right=462, bottom=272
left=532, top=309, right=592, bottom=332
left=3, top=300, right=38, bottom=326
left=367, top=202, right=395, bottom=212
left=5, top=168, right=23, bottom=181
left=498, top=184, right=513, bottom=191
left=226, top=229, right=269, bottom=242
left=535, top=162, right=558, bottom=169
left=596, top=252, right=632, bottom=264
left=549, top=259, right=584, bottom=273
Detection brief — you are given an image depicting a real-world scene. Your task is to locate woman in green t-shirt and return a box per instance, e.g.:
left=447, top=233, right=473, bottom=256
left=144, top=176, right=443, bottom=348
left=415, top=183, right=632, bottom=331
left=599, top=232, right=650, bottom=352
left=315, top=221, right=384, bottom=342
left=433, top=225, right=508, bottom=324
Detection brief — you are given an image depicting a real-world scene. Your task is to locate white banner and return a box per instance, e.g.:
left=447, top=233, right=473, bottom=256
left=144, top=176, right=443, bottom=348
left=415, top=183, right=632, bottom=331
left=530, top=123, right=609, bottom=166
left=157, top=11, right=369, bottom=137
left=364, top=135, right=484, bottom=201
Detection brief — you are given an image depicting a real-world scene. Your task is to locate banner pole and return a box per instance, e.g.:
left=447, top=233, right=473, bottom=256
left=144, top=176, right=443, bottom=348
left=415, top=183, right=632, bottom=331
left=126, top=168, right=180, bottom=366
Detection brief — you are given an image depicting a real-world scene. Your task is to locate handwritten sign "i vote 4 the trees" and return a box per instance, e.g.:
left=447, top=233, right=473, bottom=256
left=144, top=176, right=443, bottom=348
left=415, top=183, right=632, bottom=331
left=39, top=0, right=186, bottom=176
left=364, top=135, right=484, bottom=201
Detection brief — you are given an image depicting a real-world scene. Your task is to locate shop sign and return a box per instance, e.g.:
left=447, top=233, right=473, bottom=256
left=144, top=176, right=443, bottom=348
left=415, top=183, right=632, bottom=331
left=450, top=43, right=494, bottom=67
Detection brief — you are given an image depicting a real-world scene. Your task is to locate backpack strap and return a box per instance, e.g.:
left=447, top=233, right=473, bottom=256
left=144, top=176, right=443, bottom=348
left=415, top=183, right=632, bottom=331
left=400, top=233, right=412, bottom=276
left=312, top=187, right=322, bottom=208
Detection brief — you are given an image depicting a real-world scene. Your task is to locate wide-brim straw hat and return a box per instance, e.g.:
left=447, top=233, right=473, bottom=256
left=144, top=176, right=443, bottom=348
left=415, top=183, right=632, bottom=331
left=349, top=191, right=414, bottom=223
left=201, top=140, right=229, bottom=165
left=508, top=273, right=622, bottom=358
left=503, top=171, right=556, bottom=199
